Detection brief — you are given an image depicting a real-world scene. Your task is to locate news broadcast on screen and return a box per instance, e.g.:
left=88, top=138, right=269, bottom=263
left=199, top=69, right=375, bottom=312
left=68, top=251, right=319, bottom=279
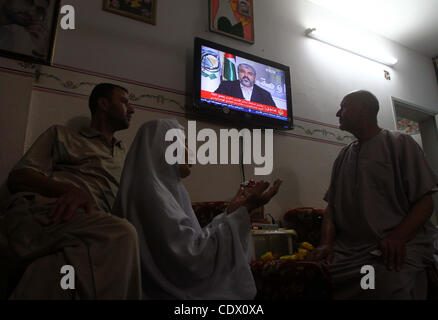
left=200, top=45, right=289, bottom=122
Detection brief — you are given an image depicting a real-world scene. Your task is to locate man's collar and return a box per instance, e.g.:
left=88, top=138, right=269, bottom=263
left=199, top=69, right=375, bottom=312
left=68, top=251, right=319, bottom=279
left=79, top=126, right=101, bottom=138
left=79, top=126, right=123, bottom=149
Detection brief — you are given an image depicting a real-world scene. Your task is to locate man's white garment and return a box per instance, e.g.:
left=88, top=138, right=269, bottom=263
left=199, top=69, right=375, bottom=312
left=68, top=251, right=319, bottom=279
left=240, top=83, right=253, bottom=101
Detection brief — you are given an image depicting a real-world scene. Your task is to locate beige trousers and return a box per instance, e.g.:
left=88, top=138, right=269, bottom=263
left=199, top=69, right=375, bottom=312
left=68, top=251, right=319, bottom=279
left=0, top=193, right=141, bottom=300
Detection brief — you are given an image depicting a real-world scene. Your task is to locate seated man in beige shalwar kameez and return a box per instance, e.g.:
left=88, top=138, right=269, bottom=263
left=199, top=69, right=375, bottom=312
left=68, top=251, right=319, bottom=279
left=0, top=83, right=141, bottom=299
left=309, top=90, right=438, bottom=299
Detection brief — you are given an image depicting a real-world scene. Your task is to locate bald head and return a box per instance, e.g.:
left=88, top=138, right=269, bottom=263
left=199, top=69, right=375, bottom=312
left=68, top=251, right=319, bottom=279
left=337, top=90, right=381, bottom=137
left=343, top=90, right=379, bottom=121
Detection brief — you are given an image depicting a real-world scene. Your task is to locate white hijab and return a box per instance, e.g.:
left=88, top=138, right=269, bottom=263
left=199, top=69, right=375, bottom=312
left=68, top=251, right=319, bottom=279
left=113, top=119, right=256, bottom=299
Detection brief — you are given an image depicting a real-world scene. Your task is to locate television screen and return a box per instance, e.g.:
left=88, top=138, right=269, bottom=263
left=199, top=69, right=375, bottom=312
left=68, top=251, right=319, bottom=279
left=193, top=38, right=293, bottom=130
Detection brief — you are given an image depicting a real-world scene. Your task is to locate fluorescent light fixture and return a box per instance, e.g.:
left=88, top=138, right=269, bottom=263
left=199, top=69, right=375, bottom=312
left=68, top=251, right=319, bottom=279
left=305, top=27, right=398, bottom=66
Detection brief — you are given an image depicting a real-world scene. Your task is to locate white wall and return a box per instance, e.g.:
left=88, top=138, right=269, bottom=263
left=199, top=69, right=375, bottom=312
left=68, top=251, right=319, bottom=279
left=1, top=0, right=437, bottom=223
left=54, top=0, right=438, bottom=118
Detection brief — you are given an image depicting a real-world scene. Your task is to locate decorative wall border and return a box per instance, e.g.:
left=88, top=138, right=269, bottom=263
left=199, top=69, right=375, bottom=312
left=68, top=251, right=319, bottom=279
left=0, top=57, right=354, bottom=147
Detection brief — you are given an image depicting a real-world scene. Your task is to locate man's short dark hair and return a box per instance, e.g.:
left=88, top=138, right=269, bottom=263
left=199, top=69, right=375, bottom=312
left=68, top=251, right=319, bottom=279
left=88, top=83, right=128, bottom=115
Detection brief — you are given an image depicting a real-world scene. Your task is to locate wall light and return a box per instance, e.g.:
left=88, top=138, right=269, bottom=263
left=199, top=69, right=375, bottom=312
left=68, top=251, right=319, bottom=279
left=305, top=27, right=398, bottom=67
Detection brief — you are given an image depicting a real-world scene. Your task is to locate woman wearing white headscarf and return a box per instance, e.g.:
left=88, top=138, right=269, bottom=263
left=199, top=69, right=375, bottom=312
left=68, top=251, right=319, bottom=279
left=113, top=119, right=281, bottom=299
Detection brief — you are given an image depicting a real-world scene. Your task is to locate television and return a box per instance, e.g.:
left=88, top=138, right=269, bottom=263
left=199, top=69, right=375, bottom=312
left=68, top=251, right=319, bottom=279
left=193, top=37, right=293, bottom=130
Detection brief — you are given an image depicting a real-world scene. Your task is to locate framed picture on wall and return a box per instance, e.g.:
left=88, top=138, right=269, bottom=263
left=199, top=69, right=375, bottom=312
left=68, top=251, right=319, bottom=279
left=0, top=0, right=61, bottom=65
left=209, top=0, right=254, bottom=44
left=103, top=0, right=157, bottom=25
left=433, top=56, right=438, bottom=83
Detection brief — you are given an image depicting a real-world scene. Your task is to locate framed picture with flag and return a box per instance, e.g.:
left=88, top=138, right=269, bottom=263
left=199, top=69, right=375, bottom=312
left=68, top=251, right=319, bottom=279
left=209, top=0, right=254, bottom=44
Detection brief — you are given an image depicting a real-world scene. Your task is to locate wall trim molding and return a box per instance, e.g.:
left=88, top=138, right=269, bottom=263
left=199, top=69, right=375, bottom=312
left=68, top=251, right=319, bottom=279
left=0, top=57, right=355, bottom=147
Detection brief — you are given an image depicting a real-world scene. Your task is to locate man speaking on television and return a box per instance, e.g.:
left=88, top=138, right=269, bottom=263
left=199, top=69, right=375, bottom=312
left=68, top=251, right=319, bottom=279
left=215, top=63, right=277, bottom=108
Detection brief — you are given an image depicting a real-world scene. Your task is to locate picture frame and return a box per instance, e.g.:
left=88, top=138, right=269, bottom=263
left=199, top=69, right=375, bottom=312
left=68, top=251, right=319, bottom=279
left=433, top=56, right=438, bottom=84
left=209, top=0, right=254, bottom=44
left=0, top=0, right=61, bottom=65
left=103, top=0, right=157, bottom=25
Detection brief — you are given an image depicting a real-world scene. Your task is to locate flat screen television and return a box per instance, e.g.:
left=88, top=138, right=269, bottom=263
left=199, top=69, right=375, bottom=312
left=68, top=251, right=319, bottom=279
left=193, top=37, right=293, bottom=130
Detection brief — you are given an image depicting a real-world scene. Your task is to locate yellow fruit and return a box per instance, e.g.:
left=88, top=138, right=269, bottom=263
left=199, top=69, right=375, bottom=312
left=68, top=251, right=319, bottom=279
left=296, top=253, right=305, bottom=260
left=279, top=255, right=294, bottom=260
left=298, top=248, right=309, bottom=256
left=300, top=242, right=315, bottom=251
left=261, top=251, right=274, bottom=261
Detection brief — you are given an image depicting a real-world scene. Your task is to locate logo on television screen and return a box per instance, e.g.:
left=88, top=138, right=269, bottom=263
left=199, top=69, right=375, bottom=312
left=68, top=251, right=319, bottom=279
left=201, top=50, right=220, bottom=79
